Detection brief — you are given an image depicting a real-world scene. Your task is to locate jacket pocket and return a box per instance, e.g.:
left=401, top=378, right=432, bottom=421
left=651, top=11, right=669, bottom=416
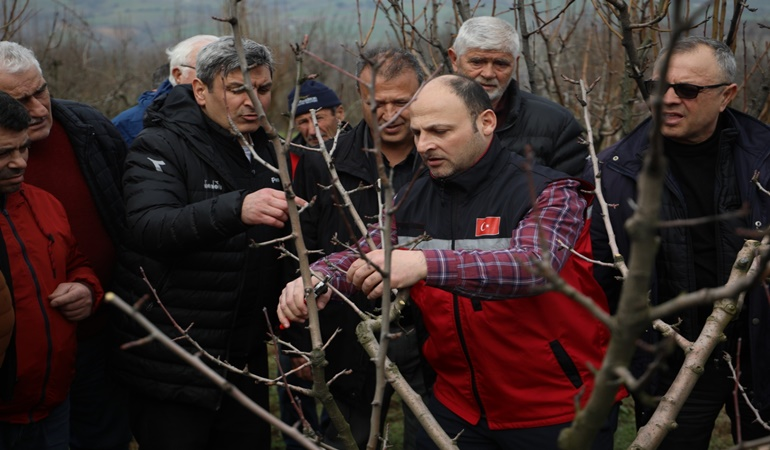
left=549, top=340, right=583, bottom=389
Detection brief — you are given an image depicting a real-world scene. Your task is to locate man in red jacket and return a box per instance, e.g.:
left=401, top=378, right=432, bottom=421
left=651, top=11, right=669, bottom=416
left=279, top=75, right=620, bottom=449
left=0, top=91, right=102, bottom=449
left=0, top=41, right=132, bottom=450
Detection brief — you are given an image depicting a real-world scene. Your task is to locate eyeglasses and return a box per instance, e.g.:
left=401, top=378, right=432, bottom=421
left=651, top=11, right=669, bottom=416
left=179, top=64, right=196, bottom=70
left=644, top=79, right=729, bottom=99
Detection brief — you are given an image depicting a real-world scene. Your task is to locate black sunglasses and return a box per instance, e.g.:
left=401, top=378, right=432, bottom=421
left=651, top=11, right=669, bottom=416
left=644, top=79, right=729, bottom=99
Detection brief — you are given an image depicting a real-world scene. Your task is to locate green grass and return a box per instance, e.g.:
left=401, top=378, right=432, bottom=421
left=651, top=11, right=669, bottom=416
left=130, top=350, right=732, bottom=449
left=268, top=344, right=405, bottom=450
left=614, top=397, right=734, bottom=450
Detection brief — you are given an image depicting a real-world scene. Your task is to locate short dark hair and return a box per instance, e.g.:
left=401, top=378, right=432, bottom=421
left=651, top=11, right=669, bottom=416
left=151, top=63, right=170, bottom=86
left=0, top=91, right=30, bottom=132
left=355, top=47, right=425, bottom=89
left=442, top=75, right=492, bottom=129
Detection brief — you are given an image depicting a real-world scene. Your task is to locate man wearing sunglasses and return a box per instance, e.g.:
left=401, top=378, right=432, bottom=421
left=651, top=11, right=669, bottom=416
left=587, top=36, right=770, bottom=448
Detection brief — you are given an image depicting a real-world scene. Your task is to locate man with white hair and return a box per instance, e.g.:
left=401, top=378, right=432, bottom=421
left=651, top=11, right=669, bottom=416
left=449, top=16, right=587, bottom=176
left=0, top=41, right=133, bottom=450
left=112, top=34, right=218, bottom=145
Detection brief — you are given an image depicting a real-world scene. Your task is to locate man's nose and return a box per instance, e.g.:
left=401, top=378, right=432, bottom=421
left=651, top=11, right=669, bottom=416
left=661, top=85, right=682, bottom=103
left=380, top=103, right=397, bottom=120
left=414, top=133, right=432, bottom=152
left=480, top=63, right=496, bottom=80
left=22, top=96, right=48, bottom=118
left=8, top=150, right=27, bottom=170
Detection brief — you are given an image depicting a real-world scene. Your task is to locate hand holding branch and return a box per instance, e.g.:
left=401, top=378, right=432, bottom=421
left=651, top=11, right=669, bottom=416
left=241, top=188, right=307, bottom=227
left=347, top=249, right=427, bottom=300
left=277, top=276, right=333, bottom=327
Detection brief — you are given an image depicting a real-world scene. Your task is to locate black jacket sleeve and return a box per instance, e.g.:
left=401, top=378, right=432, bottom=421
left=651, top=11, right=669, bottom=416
left=293, top=152, right=333, bottom=259
left=123, top=132, right=249, bottom=254
left=550, top=114, right=588, bottom=177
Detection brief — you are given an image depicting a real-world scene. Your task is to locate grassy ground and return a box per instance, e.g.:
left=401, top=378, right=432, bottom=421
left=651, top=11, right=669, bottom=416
left=131, top=347, right=733, bottom=449
left=268, top=347, right=406, bottom=450
left=613, top=397, right=734, bottom=450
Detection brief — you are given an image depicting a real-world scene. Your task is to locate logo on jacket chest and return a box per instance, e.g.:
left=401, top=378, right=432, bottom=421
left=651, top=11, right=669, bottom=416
left=204, top=179, right=223, bottom=191
left=475, top=216, right=501, bottom=236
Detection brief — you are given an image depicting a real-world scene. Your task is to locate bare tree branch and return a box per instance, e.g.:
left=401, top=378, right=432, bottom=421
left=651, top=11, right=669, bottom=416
left=106, top=293, right=322, bottom=450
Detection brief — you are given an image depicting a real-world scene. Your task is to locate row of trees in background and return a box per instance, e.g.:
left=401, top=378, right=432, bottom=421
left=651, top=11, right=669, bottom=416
left=3, top=1, right=770, bottom=449
left=5, top=0, right=770, bottom=151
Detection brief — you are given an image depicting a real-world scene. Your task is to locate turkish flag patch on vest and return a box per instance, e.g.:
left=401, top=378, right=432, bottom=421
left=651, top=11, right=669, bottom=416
left=475, top=217, right=501, bottom=236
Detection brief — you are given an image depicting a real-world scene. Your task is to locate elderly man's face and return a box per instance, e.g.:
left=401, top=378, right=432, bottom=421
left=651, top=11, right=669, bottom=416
left=0, top=68, right=53, bottom=142
left=450, top=48, right=515, bottom=106
left=650, top=45, right=737, bottom=145
left=409, top=79, right=495, bottom=179
left=294, top=106, right=345, bottom=147
left=0, top=127, right=30, bottom=194
left=193, top=65, right=272, bottom=134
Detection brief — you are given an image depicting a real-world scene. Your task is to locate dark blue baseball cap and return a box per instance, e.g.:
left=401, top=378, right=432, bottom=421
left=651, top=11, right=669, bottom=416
left=287, top=80, right=342, bottom=116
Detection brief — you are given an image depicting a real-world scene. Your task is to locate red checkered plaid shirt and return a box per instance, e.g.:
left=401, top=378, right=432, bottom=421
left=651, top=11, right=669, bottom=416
left=310, top=179, right=586, bottom=299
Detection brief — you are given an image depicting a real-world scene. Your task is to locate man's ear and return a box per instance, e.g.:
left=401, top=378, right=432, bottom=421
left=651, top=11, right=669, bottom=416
left=478, top=109, right=496, bottom=136
left=172, top=67, right=184, bottom=85
left=448, top=48, right=459, bottom=72
left=334, top=105, right=345, bottom=121
left=192, top=79, right=207, bottom=107
left=719, top=83, right=738, bottom=112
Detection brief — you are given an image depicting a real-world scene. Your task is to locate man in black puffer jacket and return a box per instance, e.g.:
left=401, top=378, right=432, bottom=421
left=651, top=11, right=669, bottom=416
left=116, top=37, right=297, bottom=450
left=448, top=16, right=588, bottom=176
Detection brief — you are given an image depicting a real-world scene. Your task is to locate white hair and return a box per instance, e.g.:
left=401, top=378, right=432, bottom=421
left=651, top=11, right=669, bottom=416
left=452, top=16, right=520, bottom=58
left=165, top=34, right=218, bottom=85
left=0, top=41, right=42, bottom=75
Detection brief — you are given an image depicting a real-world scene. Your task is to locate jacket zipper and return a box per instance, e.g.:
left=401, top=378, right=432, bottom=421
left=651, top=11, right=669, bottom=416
left=2, top=208, right=54, bottom=421
left=447, top=190, right=486, bottom=418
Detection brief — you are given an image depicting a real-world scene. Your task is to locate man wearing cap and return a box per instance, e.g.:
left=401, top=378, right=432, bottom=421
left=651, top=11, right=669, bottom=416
left=286, top=79, right=348, bottom=176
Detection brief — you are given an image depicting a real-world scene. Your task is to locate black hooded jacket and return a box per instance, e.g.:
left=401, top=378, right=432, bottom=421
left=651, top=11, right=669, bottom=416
left=114, top=85, right=291, bottom=408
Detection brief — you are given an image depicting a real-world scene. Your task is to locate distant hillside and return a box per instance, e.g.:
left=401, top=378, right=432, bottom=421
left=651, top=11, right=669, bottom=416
left=29, top=0, right=768, bottom=48
left=30, top=0, right=395, bottom=46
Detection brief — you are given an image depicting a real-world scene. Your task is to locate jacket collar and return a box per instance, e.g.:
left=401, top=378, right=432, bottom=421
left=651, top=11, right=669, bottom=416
left=332, top=120, right=420, bottom=184
left=432, top=136, right=508, bottom=194
left=495, top=80, right=522, bottom=133
left=608, top=110, right=744, bottom=169
left=145, top=84, right=271, bottom=190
